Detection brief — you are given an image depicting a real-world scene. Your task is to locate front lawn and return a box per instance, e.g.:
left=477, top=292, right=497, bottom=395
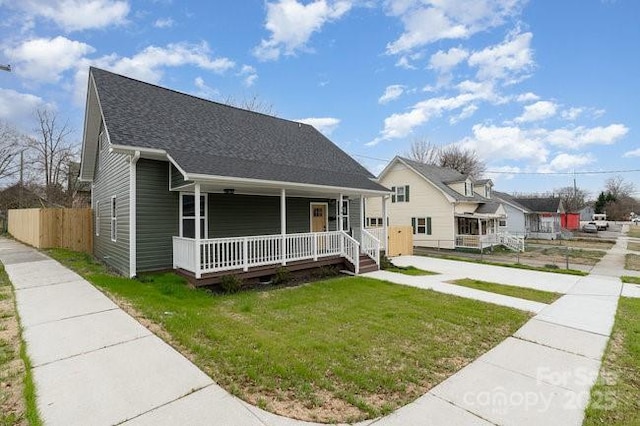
left=621, top=276, right=640, bottom=285
left=625, top=254, right=640, bottom=271
left=449, top=278, right=561, bottom=304
left=627, top=227, right=640, bottom=238
left=627, top=242, right=640, bottom=252
left=48, top=249, right=530, bottom=423
left=385, top=265, right=437, bottom=276
left=584, top=297, right=640, bottom=425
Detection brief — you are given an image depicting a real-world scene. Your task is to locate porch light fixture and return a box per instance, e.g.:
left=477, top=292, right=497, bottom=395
left=223, top=188, right=235, bottom=195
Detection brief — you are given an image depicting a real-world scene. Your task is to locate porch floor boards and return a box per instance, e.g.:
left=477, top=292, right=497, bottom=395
left=177, top=256, right=347, bottom=287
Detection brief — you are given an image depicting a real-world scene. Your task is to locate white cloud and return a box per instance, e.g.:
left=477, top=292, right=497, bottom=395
left=515, top=92, right=539, bottom=102
left=537, top=153, right=595, bottom=173
left=458, top=124, right=549, bottom=163
left=238, top=65, right=258, bottom=87
left=71, top=42, right=235, bottom=104
left=385, top=0, right=525, bottom=54
left=378, top=84, right=405, bottom=104
left=545, top=124, right=628, bottom=149
left=428, top=47, right=468, bottom=73
left=449, top=104, right=478, bottom=124
left=0, top=88, right=52, bottom=130
left=154, top=17, right=174, bottom=28
left=515, top=100, right=557, bottom=123
left=4, top=36, right=95, bottom=83
left=369, top=79, right=503, bottom=145
left=11, top=0, right=130, bottom=31
left=253, top=0, right=352, bottom=61
left=561, top=107, right=583, bottom=121
left=296, top=117, right=341, bottom=135
left=193, top=76, right=218, bottom=99
left=468, top=30, right=534, bottom=83
left=623, top=148, right=640, bottom=158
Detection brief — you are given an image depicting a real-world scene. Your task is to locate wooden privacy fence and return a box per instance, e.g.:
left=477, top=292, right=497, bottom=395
left=8, top=208, right=93, bottom=254
left=387, top=225, right=413, bottom=257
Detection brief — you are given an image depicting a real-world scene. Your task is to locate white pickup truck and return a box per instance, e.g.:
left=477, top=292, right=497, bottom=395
left=591, top=214, right=609, bottom=230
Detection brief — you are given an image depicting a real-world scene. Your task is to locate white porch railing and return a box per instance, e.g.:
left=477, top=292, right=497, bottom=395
left=173, top=231, right=362, bottom=277
left=360, top=228, right=380, bottom=267
left=364, top=227, right=384, bottom=246
left=455, top=232, right=524, bottom=252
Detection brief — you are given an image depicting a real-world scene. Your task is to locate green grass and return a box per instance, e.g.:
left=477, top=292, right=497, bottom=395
left=386, top=265, right=437, bottom=276
left=627, top=227, right=640, bottom=238
left=621, top=276, right=640, bottom=284
left=449, top=279, right=561, bottom=304
left=0, top=265, right=42, bottom=426
left=584, top=297, right=640, bottom=425
left=423, top=253, right=588, bottom=276
left=47, top=248, right=530, bottom=423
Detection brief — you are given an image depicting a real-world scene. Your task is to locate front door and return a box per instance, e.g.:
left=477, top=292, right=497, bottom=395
left=311, top=203, right=327, bottom=232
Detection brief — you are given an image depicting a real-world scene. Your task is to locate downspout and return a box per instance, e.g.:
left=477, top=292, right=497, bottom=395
left=129, top=151, right=140, bottom=278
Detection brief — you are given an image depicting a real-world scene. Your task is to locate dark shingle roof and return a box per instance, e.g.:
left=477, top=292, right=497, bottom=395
left=493, top=191, right=530, bottom=212
left=398, top=157, right=487, bottom=202
left=476, top=202, right=501, bottom=214
left=513, top=197, right=563, bottom=213
left=91, top=68, right=387, bottom=192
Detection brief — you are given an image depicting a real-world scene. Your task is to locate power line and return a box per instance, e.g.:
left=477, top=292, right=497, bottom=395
left=349, top=152, right=640, bottom=176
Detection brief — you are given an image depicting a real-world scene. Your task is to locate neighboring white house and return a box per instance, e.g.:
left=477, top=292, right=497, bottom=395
left=365, top=157, right=524, bottom=251
left=493, top=191, right=530, bottom=237
left=512, top=197, right=565, bottom=240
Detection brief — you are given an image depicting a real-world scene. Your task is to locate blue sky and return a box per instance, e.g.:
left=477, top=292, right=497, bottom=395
left=1, top=0, right=638, bottom=196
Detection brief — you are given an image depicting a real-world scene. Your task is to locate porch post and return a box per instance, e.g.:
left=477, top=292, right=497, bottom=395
left=281, top=188, right=286, bottom=265
left=360, top=195, right=365, bottom=243
left=194, top=183, right=201, bottom=279
left=382, top=195, right=388, bottom=252
left=338, top=193, right=343, bottom=231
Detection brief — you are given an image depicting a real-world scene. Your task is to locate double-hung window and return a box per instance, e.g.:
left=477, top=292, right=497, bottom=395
left=366, top=217, right=383, bottom=227
left=110, top=196, right=117, bottom=242
left=180, top=194, right=207, bottom=238
left=411, top=217, right=432, bottom=235
left=391, top=185, right=410, bottom=203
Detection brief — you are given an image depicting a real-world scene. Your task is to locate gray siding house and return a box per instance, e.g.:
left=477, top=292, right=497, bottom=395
left=493, top=191, right=530, bottom=237
left=80, top=68, right=390, bottom=281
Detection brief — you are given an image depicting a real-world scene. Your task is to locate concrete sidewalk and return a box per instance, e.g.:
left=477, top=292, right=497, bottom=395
left=0, top=234, right=628, bottom=425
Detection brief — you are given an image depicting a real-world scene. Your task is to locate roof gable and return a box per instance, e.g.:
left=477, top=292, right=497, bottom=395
left=513, top=197, right=563, bottom=213
left=84, top=67, right=388, bottom=193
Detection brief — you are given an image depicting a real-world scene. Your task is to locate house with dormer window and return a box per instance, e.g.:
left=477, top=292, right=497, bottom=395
left=365, top=156, right=524, bottom=251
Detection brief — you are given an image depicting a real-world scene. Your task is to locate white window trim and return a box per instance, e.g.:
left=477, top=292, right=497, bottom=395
left=413, top=217, right=432, bottom=235
left=179, top=192, right=208, bottom=238
left=341, top=199, right=350, bottom=231
left=110, top=196, right=117, bottom=242
left=396, top=186, right=405, bottom=202
left=95, top=201, right=100, bottom=236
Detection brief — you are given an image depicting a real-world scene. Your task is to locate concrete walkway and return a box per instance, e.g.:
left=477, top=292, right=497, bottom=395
left=0, top=234, right=631, bottom=425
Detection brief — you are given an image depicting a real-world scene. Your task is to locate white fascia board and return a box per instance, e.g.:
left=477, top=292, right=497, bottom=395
left=186, top=173, right=391, bottom=197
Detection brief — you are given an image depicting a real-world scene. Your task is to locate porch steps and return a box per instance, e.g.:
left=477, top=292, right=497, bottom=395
left=359, top=254, right=379, bottom=274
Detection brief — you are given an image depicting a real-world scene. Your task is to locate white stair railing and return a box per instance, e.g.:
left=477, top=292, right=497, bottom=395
left=340, top=231, right=360, bottom=275
left=360, top=228, right=380, bottom=267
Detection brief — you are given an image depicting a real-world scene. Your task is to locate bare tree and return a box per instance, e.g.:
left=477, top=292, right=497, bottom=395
left=406, top=138, right=439, bottom=164
left=604, top=176, right=634, bottom=199
left=406, top=138, right=485, bottom=179
left=438, top=145, right=486, bottom=179
left=223, top=94, right=276, bottom=116
left=555, top=186, right=589, bottom=212
left=0, top=120, right=27, bottom=181
left=28, top=109, right=78, bottom=202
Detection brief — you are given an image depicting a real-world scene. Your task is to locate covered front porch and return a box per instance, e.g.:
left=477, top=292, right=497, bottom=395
left=170, top=177, right=386, bottom=282
left=455, top=215, right=524, bottom=251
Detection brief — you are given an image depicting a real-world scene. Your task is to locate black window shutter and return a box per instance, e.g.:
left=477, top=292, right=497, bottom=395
left=405, top=185, right=410, bottom=202
left=411, top=217, right=416, bottom=234
left=427, top=217, right=432, bottom=235
left=391, top=186, right=396, bottom=203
